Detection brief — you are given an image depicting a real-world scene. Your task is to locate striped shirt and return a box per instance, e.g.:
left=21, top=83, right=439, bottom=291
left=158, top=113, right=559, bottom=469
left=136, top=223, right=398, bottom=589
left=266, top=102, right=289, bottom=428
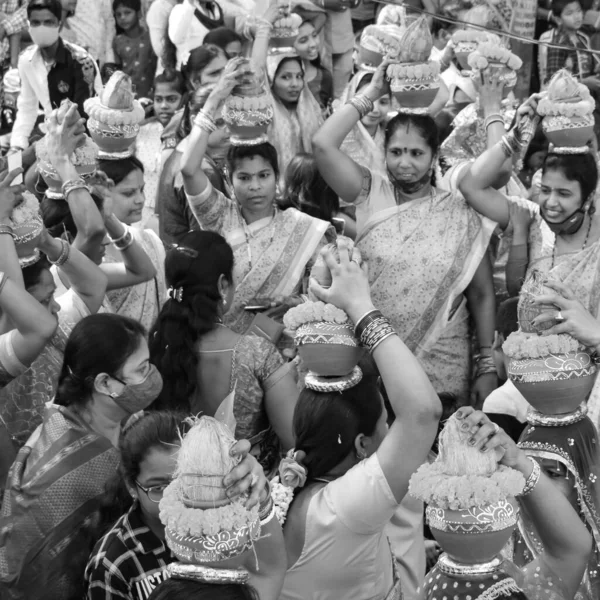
left=85, top=504, right=175, bottom=600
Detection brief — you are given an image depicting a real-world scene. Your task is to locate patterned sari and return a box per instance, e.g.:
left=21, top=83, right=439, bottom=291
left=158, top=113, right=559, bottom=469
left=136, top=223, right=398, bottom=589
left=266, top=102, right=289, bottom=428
left=186, top=182, right=333, bottom=334
left=514, top=418, right=600, bottom=600
left=0, top=404, right=120, bottom=600
left=105, top=228, right=167, bottom=333
left=356, top=170, right=495, bottom=400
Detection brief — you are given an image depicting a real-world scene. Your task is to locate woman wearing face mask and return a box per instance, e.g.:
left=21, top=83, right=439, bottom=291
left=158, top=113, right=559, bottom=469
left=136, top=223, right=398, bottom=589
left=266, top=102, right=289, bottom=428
left=158, top=82, right=231, bottom=244
left=0, top=313, right=163, bottom=600
left=338, top=70, right=391, bottom=176
left=313, top=59, right=498, bottom=406
left=180, top=61, right=334, bottom=338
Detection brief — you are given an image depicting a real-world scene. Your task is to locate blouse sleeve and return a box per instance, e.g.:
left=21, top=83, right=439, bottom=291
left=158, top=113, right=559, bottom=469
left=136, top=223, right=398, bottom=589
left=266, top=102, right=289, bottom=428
left=0, top=330, right=27, bottom=379
left=185, top=179, right=232, bottom=234
left=254, top=337, right=286, bottom=387
left=324, top=453, right=398, bottom=535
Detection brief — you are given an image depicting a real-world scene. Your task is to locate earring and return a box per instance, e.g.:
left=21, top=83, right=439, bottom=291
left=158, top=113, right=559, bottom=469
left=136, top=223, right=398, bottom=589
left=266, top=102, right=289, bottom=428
left=356, top=449, right=367, bottom=460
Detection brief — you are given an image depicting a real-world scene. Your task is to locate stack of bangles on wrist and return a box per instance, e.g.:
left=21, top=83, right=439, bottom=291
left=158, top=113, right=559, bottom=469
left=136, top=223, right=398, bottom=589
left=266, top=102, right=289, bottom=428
left=347, top=94, right=374, bottom=120
left=474, top=350, right=497, bottom=379
left=255, top=18, right=272, bottom=38
left=194, top=110, right=217, bottom=134
left=109, top=227, right=134, bottom=251
left=0, top=271, right=8, bottom=296
left=48, top=238, right=71, bottom=267
left=258, top=489, right=276, bottom=525
left=520, top=457, right=541, bottom=496
left=484, top=113, right=504, bottom=131
left=499, top=129, right=522, bottom=158
left=0, top=224, right=15, bottom=238
left=62, top=177, right=91, bottom=199
left=354, top=309, right=396, bottom=353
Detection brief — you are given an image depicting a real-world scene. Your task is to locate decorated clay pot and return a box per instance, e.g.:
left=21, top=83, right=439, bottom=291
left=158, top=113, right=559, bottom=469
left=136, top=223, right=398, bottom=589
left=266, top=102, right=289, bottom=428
left=87, top=119, right=140, bottom=159
left=387, top=62, right=440, bottom=110
left=296, top=321, right=364, bottom=377
left=427, top=498, right=519, bottom=563
left=508, top=351, right=596, bottom=414
left=37, top=161, right=96, bottom=200
left=542, top=114, right=595, bottom=149
left=471, top=62, right=516, bottom=99
left=223, top=94, right=274, bottom=146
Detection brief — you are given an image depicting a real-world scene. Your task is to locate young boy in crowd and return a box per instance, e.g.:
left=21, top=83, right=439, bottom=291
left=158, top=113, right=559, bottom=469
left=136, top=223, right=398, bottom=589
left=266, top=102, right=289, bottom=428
left=540, top=0, right=598, bottom=84
left=113, top=0, right=157, bottom=99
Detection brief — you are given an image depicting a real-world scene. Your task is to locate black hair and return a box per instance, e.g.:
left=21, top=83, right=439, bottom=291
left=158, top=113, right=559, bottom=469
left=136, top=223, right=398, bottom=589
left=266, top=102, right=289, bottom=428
left=273, top=55, right=304, bottom=82
left=101, top=63, right=121, bottom=85
left=227, top=142, right=279, bottom=181
left=98, top=156, right=145, bottom=186
left=154, top=69, right=187, bottom=96
left=542, top=152, right=598, bottom=205
left=148, top=580, right=258, bottom=600
left=203, top=27, right=243, bottom=53
left=113, top=0, right=141, bottom=11
left=551, top=0, right=583, bottom=17
left=41, top=191, right=104, bottom=240
left=178, top=44, right=226, bottom=89
left=22, top=254, right=52, bottom=290
left=282, top=152, right=339, bottom=221
left=27, top=0, right=62, bottom=21
left=178, top=83, right=215, bottom=140
left=55, top=314, right=146, bottom=408
left=149, top=231, right=234, bottom=411
left=496, top=297, right=519, bottom=340
left=293, top=376, right=383, bottom=479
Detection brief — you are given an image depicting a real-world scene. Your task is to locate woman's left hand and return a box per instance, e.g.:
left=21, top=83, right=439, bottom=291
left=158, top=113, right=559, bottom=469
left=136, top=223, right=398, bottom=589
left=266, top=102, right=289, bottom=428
left=532, top=279, right=600, bottom=348
left=514, top=93, right=542, bottom=136
left=478, top=68, right=504, bottom=114
left=206, top=58, right=250, bottom=109
left=223, top=439, right=268, bottom=508
left=470, top=372, right=498, bottom=409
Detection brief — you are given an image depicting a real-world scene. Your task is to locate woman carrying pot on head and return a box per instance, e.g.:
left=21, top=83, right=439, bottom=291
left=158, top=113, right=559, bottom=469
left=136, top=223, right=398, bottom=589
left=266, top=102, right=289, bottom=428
left=313, top=58, right=498, bottom=406
left=180, top=61, right=334, bottom=338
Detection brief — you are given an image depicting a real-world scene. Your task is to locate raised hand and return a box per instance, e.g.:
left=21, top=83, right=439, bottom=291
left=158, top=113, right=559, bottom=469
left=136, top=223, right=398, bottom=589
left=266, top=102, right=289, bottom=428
left=0, top=168, right=24, bottom=222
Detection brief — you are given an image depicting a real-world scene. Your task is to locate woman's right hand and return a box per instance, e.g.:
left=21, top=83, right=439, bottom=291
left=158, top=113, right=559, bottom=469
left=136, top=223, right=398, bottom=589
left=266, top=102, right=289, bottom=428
left=507, top=198, right=535, bottom=234
left=0, top=168, right=24, bottom=223
left=364, top=57, right=393, bottom=102
left=45, top=104, right=86, bottom=165
left=514, top=93, right=542, bottom=137
left=206, top=58, right=250, bottom=109
left=478, top=68, right=504, bottom=115
left=309, top=239, right=374, bottom=323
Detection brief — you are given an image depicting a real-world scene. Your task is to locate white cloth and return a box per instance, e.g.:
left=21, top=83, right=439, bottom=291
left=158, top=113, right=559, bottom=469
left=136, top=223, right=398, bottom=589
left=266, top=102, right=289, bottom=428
left=168, top=1, right=210, bottom=69
left=67, top=0, right=116, bottom=64
left=0, top=330, right=27, bottom=377
left=483, top=379, right=531, bottom=423
left=147, top=0, right=178, bottom=74
left=10, top=42, right=102, bottom=150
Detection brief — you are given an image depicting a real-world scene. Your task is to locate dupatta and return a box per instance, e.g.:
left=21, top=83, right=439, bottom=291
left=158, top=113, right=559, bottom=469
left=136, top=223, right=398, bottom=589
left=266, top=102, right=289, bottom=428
left=0, top=404, right=119, bottom=600
left=266, top=53, right=323, bottom=179
left=356, top=183, right=495, bottom=356
left=338, top=71, right=386, bottom=176
left=516, top=418, right=600, bottom=600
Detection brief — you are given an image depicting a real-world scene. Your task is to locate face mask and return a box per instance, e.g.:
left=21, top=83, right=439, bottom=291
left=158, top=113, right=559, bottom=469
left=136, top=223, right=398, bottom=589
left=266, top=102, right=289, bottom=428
left=541, top=206, right=587, bottom=235
left=387, top=167, right=432, bottom=195
left=29, top=25, right=60, bottom=48
left=110, top=364, right=163, bottom=413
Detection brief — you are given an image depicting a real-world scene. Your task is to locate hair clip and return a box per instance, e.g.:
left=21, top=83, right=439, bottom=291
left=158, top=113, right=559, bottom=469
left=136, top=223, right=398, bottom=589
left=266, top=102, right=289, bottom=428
left=168, top=243, right=199, bottom=258
left=168, top=286, right=184, bottom=302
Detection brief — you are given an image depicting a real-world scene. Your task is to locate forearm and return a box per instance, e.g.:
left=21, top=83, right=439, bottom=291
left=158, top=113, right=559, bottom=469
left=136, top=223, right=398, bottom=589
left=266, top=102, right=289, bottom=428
left=180, top=105, right=213, bottom=194
left=466, top=256, right=496, bottom=351
left=0, top=226, right=24, bottom=287
left=505, top=238, right=529, bottom=297
left=249, top=515, right=287, bottom=600
left=250, top=22, right=272, bottom=70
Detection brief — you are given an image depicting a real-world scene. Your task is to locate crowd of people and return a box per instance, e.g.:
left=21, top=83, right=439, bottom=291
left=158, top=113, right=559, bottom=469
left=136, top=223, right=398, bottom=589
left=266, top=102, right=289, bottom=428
left=0, top=0, right=599, bottom=599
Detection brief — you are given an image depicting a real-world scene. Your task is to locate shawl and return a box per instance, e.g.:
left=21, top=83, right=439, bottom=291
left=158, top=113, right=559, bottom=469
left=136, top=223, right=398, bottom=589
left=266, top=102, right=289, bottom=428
left=266, top=53, right=323, bottom=181
left=516, top=418, right=600, bottom=600
left=338, top=71, right=387, bottom=176
left=0, top=404, right=120, bottom=600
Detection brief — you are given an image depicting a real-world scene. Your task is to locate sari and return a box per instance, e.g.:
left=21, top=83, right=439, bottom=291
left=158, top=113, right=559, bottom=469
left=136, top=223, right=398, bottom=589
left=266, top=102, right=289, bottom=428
left=266, top=52, right=324, bottom=181
left=355, top=170, right=495, bottom=400
left=514, top=417, right=600, bottom=600
left=0, top=404, right=120, bottom=600
left=105, top=228, right=167, bottom=332
left=339, top=70, right=386, bottom=176
left=186, top=181, right=333, bottom=334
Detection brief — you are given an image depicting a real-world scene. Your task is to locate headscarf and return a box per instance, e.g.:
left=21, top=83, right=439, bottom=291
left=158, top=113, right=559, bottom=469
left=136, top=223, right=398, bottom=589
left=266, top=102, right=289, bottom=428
left=266, top=52, right=323, bottom=179
left=517, top=417, right=600, bottom=600
left=338, top=71, right=387, bottom=176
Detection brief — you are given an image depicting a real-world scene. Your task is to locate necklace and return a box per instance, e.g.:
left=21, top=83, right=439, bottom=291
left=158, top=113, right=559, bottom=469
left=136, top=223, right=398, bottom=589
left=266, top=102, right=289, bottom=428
left=242, top=210, right=276, bottom=269
left=551, top=215, right=593, bottom=268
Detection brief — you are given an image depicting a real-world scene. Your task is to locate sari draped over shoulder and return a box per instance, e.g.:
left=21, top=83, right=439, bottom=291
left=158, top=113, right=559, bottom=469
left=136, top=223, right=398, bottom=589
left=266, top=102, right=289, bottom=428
left=338, top=71, right=386, bottom=176
left=0, top=404, right=120, bottom=600
left=514, top=418, right=600, bottom=600
left=105, top=228, right=167, bottom=332
left=265, top=53, right=324, bottom=180
left=186, top=182, right=333, bottom=334
left=356, top=170, right=495, bottom=400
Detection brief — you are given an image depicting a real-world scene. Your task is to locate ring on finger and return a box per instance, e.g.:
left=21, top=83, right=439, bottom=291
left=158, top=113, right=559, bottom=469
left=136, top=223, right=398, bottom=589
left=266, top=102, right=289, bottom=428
left=556, top=310, right=565, bottom=322
left=250, top=473, right=259, bottom=487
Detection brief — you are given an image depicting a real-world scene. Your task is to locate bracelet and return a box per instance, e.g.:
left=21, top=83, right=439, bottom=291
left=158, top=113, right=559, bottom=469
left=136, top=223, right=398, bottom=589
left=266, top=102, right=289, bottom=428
left=0, top=224, right=15, bottom=238
left=360, top=315, right=396, bottom=353
left=348, top=94, right=374, bottom=120
left=499, top=131, right=522, bottom=158
left=47, top=238, right=71, bottom=267
left=475, top=356, right=497, bottom=378
left=194, top=109, right=217, bottom=134
left=114, top=230, right=134, bottom=251
left=520, top=457, right=541, bottom=497
left=0, top=272, right=7, bottom=296
left=258, top=494, right=274, bottom=522
left=484, top=114, right=504, bottom=131
left=109, top=227, right=128, bottom=245
left=61, top=177, right=88, bottom=198
left=259, top=502, right=277, bottom=526
left=354, top=309, right=381, bottom=337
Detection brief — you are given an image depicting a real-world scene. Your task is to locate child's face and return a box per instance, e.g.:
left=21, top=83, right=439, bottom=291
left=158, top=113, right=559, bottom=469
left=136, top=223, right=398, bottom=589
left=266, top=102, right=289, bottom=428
left=114, top=4, right=139, bottom=31
left=153, top=81, right=183, bottom=126
left=559, top=2, right=583, bottom=30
